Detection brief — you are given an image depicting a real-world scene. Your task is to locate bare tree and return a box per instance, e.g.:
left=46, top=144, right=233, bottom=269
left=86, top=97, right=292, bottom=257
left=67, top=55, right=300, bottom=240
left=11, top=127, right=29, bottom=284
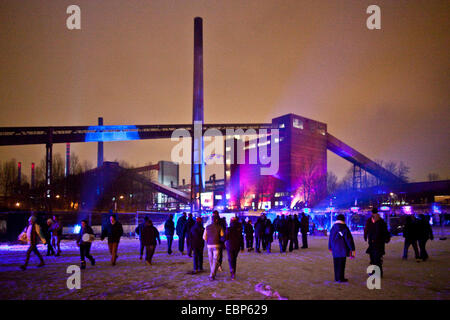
left=327, top=171, right=338, bottom=195
left=0, top=159, right=18, bottom=197
left=427, top=172, right=440, bottom=181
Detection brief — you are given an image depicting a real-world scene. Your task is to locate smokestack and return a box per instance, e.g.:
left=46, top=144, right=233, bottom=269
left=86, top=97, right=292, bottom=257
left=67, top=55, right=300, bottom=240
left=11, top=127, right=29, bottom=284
left=65, top=143, right=70, bottom=177
left=97, top=117, right=104, bottom=167
left=190, top=17, right=205, bottom=212
left=31, top=162, right=35, bottom=189
left=17, top=162, right=21, bottom=186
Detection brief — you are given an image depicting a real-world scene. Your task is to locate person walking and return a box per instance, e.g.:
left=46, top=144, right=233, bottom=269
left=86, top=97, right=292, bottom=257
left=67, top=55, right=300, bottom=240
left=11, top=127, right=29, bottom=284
left=51, top=215, right=63, bottom=256
left=329, top=214, right=356, bottom=283
left=264, top=219, right=275, bottom=253
left=244, top=219, right=254, bottom=252
left=416, top=214, right=434, bottom=261
left=300, top=213, right=310, bottom=249
left=278, top=215, right=288, bottom=253
left=44, top=218, right=55, bottom=256
left=135, top=216, right=148, bottom=260
left=19, top=216, right=46, bottom=270
left=225, top=217, right=244, bottom=280
left=217, top=216, right=227, bottom=271
left=364, top=208, right=390, bottom=277
left=254, top=216, right=265, bottom=253
left=176, top=212, right=187, bottom=254
left=76, top=220, right=95, bottom=269
left=101, top=214, right=123, bottom=266
left=189, top=217, right=205, bottom=274
left=203, top=215, right=225, bottom=281
left=184, top=213, right=196, bottom=257
left=164, top=214, right=175, bottom=255
left=402, top=215, right=420, bottom=261
left=141, top=219, right=161, bottom=265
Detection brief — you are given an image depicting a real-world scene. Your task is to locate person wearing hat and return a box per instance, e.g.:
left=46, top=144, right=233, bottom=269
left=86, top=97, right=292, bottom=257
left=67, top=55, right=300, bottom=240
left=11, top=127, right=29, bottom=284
left=189, top=216, right=205, bottom=274
left=364, top=208, right=390, bottom=277
left=19, top=215, right=46, bottom=270
left=76, top=220, right=95, bottom=269
left=328, top=214, right=355, bottom=282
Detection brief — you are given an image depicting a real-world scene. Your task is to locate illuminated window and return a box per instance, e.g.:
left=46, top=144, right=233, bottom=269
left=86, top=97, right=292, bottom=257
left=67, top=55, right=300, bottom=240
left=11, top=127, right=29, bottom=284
left=279, top=123, right=285, bottom=129
left=293, top=119, right=303, bottom=129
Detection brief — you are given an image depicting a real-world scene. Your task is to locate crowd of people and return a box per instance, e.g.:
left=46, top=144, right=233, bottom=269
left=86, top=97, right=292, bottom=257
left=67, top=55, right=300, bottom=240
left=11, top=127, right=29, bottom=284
left=16, top=208, right=435, bottom=284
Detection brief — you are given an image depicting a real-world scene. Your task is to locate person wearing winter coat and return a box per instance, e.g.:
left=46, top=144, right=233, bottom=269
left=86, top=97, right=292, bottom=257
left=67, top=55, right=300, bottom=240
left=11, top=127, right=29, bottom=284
left=44, top=218, right=55, bottom=256
left=278, top=215, right=289, bottom=253
left=203, top=215, right=225, bottom=281
left=300, top=213, right=310, bottom=249
left=189, top=217, right=205, bottom=274
left=292, top=214, right=300, bottom=250
left=364, top=208, right=390, bottom=277
left=135, top=216, right=149, bottom=260
left=76, top=220, right=95, bottom=269
left=164, top=214, right=175, bottom=255
left=50, top=215, right=63, bottom=256
left=141, top=219, right=161, bottom=265
left=328, top=214, right=356, bottom=283
left=239, top=217, right=245, bottom=252
left=184, top=213, right=196, bottom=257
left=19, top=216, right=46, bottom=270
left=176, top=212, right=187, bottom=254
left=244, top=220, right=254, bottom=251
left=402, top=215, right=420, bottom=260
left=264, top=219, right=275, bottom=253
left=217, top=216, right=227, bottom=271
left=101, top=214, right=123, bottom=266
left=225, top=217, right=244, bottom=280
left=416, top=214, right=434, bottom=261
left=273, top=215, right=280, bottom=240
left=254, top=216, right=265, bottom=253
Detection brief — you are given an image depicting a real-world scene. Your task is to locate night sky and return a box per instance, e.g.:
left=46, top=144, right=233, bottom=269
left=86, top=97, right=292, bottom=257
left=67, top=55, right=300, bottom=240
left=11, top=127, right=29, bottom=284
left=0, top=0, right=449, bottom=183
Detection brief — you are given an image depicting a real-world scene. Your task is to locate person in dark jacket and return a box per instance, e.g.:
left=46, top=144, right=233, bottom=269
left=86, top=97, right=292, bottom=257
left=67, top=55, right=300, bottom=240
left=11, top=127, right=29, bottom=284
left=189, top=217, right=205, bottom=274
left=329, top=214, right=355, bottom=282
left=135, top=216, right=149, bottom=260
left=184, top=213, right=196, bottom=257
left=51, top=215, right=63, bottom=256
left=217, top=216, right=227, bottom=271
left=278, top=215, right=288, bottom=253
left=254, top=216, right=265, bottom=253
left=273, top=215, right=280, bottom=240
left=164, top=214, right=175, bottom=255
left=244, top=220, right=254, bottom=251
left=239, top=217, right=245, bottom=252
left=141, top=219, right=161, bottom=265
left=203, top=215, right=225, bottom=281
left=225, top=217, right=244, bottom=280
left=44, top=218, right=55, bottom=256
left=264, top=219, right=275, bottom=253
left=101, top=214, right=123, bottom=266
left=292, top=214, right=300, bottom=250
left=364, top=208, right=390, bottom=277
left=300, top=213, right=309, bottom=249
left=416, top=214, right=434, bottom=261
left=176, top=212, right=187, bottom=254
left=76, top=220, right=95, bottom=269
left=402, top=215, right=420, bottom=260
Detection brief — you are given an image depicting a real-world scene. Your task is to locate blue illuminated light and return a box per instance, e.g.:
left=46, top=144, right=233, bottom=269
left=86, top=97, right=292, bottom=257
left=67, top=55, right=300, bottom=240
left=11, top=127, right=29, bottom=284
left=380, top=206, right=390, bottom=211
left=73, top=224, right=81, bottom=234
left=85, top=125, right=140, bottom=142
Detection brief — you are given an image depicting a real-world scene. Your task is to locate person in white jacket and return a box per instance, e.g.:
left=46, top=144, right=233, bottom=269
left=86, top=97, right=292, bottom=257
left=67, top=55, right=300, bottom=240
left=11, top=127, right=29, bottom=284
left=19, top=216, right=46, bottom=270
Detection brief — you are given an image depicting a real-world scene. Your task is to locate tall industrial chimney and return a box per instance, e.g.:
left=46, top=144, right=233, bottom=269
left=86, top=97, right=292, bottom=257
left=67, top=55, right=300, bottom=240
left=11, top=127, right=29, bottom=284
left=190, top=17, right=205, bottom=213
left=65, top=143, right=70, bottom=176
left=17, top=162, right=21, bottom=186
left=97, top=117, right=104, bottom=167
left=31, top=162, right=35, bottom=189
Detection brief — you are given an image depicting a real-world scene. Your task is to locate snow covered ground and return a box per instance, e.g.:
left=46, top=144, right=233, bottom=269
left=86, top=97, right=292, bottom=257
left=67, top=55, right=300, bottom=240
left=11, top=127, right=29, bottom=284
left=0, top=231, right=449, bottom=300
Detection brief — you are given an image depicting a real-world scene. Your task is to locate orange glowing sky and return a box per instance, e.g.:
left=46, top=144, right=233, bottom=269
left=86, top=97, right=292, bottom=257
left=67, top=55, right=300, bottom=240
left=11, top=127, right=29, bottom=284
left=0, top=0, right=449, bottom=183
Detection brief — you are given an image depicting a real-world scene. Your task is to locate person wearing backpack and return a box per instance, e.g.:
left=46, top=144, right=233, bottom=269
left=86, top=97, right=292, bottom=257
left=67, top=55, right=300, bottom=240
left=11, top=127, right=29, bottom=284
left=329, top=214, right=356, bottom=283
